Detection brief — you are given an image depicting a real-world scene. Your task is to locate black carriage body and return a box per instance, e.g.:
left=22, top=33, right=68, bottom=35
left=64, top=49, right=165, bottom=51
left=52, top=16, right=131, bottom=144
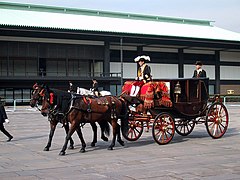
left=152, top=78, right=209, bottom=119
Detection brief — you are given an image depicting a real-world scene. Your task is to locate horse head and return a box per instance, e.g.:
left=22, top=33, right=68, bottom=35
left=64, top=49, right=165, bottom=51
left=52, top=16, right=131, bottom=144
left=39, top=85, right=55, bottom=117
left=30, top=83, right=44, bottom=108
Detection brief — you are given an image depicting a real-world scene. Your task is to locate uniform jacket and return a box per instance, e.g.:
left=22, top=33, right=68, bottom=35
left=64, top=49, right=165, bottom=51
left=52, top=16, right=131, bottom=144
left=137, top=64, right=152, bottom=83
left=192, top=69, right=207, bottom=78
left=0, top=105, right=8, bottom=124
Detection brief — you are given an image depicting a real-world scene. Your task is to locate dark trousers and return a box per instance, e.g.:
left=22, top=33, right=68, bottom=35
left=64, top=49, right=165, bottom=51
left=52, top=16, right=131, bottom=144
left=0, top=123, right=12, bottom=138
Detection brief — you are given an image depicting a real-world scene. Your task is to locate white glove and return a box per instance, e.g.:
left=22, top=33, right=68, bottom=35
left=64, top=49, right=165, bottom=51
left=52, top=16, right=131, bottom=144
left=5, top=119, right=9, bottom=124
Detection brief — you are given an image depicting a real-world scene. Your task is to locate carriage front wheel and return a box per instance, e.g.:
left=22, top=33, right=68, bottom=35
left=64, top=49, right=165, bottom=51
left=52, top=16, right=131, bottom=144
left=206, top=102, right=229, bottom=139
left=152, top=112, right=175, bottom=145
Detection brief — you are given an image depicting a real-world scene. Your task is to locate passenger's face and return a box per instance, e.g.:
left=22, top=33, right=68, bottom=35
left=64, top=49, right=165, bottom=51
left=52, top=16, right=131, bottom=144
left=196, top=65, right=202, bottom=70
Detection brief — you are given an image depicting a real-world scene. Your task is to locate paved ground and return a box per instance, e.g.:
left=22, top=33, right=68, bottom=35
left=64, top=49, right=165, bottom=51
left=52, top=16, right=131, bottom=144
left=0, top=104, right=240, bottom=180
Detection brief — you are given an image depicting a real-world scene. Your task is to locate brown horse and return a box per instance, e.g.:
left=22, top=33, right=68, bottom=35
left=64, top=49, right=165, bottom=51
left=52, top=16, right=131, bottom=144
left=30, top=83, right=109, bottom=151
left=39, top=85, right=128, bottom=155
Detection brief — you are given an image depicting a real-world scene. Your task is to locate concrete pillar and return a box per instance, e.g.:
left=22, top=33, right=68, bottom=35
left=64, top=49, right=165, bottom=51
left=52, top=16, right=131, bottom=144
left=104, top=40, right=110, bottom=90
left=178, top=48, right=184, bottom=78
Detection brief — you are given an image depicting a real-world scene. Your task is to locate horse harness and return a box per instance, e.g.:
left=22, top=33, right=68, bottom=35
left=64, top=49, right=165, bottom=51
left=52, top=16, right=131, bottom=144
left=81, top=96, right=118, bottom=120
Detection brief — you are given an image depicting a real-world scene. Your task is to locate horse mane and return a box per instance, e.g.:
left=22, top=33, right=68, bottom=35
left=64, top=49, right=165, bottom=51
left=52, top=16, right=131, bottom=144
left=46, top=88, right=75, bottom=113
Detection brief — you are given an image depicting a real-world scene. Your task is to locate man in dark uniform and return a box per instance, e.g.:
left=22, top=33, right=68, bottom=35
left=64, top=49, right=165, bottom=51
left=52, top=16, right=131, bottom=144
left=68, top=81, right=76, bottom=93
left=130, top=55, right=152, bottom=96
left=192, top=61, right=207, bottom=78
left=0, top=97, right=13, bottom=142
left=91, top=79, right=99, bottom=96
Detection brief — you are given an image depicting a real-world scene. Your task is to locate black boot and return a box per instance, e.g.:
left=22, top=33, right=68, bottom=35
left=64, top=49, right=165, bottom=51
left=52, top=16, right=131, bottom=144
left=7, top=135, right=13, bottom=142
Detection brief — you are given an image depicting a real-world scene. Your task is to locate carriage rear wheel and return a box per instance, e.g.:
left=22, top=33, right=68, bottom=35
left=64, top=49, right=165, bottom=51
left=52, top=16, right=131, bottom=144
left=205, top=102, right=229, bottom=139
left=152, top=112, right=175, bottom=145
left=122, top=118, right=144, bottom=141
left=175, top=119, right=195, bottom=136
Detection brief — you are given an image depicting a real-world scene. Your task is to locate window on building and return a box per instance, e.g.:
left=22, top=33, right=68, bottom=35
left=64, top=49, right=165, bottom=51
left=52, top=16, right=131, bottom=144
left=0, top=58, right=8, bottom=76
left=46, top=58, right=66, bottom=76
left=68, top=59, right=90, bottom=77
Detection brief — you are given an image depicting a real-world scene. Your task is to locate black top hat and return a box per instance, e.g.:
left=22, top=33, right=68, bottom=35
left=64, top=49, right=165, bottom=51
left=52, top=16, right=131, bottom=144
left=195, top=61, right=203, bottom=66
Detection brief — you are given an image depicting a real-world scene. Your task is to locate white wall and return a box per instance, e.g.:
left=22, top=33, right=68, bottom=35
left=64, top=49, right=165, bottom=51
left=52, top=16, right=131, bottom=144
left=110, top=62, right=178, bottom=79
left=151, top=63, right=178, bottom=79
left=220, top=66, right=240, bottom=80
left=220, top=52, right=240, bottom=62
left=110, top=62, right=137, bottom=78
left=184, top=64, right=215, bottom=79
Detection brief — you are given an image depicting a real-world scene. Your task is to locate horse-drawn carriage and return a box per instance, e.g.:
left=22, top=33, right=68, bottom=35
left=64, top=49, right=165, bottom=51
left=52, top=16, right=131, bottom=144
left=121, top=78, right=229, bottom=145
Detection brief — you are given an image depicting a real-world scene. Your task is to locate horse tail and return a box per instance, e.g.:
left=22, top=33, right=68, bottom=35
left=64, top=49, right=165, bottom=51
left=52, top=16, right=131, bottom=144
left=119, top=98, right=129, bottom=136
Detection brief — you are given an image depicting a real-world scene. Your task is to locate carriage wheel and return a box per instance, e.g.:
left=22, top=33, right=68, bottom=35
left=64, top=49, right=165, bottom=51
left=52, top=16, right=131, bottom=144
left=122, top=119, right=144, bottom=141
left=175, top=119, right=195, bottom=136
left=206, top=102, right=229, bottom=139
left=152, top=112, right=175, bottom=145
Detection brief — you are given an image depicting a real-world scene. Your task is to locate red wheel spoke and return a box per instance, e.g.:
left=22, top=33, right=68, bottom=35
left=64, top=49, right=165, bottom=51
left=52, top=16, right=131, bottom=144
left=206, top=102, right=229, bottom=138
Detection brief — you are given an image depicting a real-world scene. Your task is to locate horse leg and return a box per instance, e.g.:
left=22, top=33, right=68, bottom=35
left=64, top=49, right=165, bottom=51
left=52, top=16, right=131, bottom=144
left=90, top=122, right=97, bottom=147
left=99, top=121, right=109, bottom=142
left=59, top=123, right=78, bottom=156
left=108, top=120, right=117, bottom=150
left=116, top=123, right=125, bottom=146
left=44, top=122, right=57, bottom=151
left=64, top=122, right=74, bottom=149
left=75, top=126, right=86, bottom=153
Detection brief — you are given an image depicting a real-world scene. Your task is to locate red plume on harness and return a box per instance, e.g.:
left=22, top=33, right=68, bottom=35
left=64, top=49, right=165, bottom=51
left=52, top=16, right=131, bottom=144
left=49, top=93, right=54, bottom=104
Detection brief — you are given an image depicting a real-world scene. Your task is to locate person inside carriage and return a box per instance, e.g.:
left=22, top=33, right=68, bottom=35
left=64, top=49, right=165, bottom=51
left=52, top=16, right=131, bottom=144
left=122, top=55, right=172, bottom=109
left=130, top=55, right=152, bottom=96
left=192, top=61, right=207, bottom=78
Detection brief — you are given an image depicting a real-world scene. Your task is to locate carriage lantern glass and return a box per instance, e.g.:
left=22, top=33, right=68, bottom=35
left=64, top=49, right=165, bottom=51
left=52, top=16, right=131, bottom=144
left=174, top=81, right=181, bottom=102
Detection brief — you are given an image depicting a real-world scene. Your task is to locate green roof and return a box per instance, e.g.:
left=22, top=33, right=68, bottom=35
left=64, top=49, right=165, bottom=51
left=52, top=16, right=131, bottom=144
left=1, top=2, right=240, bottom=42
left=0, top=2, right=212, bottom=26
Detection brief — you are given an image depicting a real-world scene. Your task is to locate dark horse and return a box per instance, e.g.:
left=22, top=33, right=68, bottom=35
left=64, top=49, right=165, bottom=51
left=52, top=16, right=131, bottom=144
left=39, top=85, right=129, bottom=155
left=30, top=83, right=109, bottom=151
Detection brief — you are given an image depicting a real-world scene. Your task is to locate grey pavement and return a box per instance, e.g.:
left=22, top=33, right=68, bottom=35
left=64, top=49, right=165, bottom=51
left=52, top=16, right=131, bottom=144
left=0, top=104, right=240, bottom=180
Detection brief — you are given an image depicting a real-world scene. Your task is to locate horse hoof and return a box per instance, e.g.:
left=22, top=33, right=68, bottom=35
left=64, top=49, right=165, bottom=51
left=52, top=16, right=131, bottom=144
left=102, top=137, right=108, bottom=142
left=80, top=148, right=86, bottom=153
left=68, top=145, right=74, bottom=150
left=91, top=142, right=96, bottom=147
left=59, top=151, right=66, bottom=156
left=43, top=147, right=49, bottom=151
left=108, top=146, right=113, bottom=150
left=118, top=141, right=125, bottom=146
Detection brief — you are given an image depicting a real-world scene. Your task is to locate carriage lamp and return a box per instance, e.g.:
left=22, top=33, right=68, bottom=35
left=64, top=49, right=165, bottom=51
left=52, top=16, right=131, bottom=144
left=174, top=81, right=181, bottom=103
